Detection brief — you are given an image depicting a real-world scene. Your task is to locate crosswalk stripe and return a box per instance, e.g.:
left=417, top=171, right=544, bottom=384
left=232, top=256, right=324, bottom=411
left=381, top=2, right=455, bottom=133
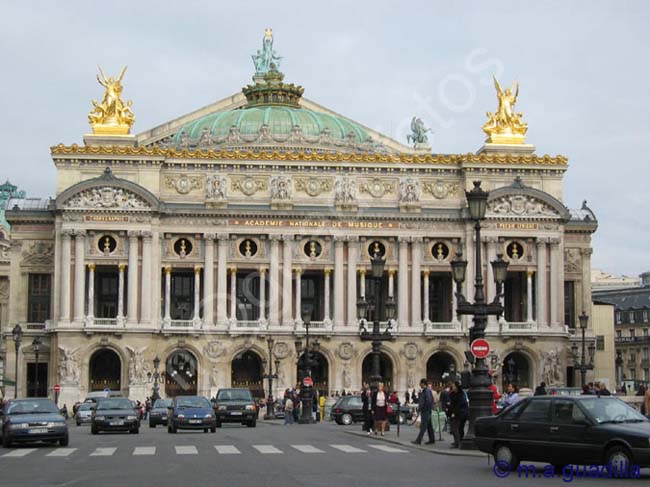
left=329, top=444, right=367, bottom=453
left=175, top=445, right=198, bottom=455
left=214, top=445, right=241, bottom=455
left=291, top=445, right=324, bottom=453
left=2, top=449, right=37, bottom=457
left=47, top=448, right=77, bottom=457
left=133, top=447, right=156, bottom=456
left=252, top=445, right=283, bottom=454
left=90, top=447, right=116, bottom=457
left=367, top=444, right=408, bottom=453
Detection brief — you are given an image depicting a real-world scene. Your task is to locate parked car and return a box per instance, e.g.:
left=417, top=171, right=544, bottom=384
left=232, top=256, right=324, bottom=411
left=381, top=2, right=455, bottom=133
left=168, top=396, right=216, bottom=433
left=84, top=390, right=123, bottom=403
left=546, top=387, right=582, bottom=397
left=213, top=388, right=257, bottom=427
left=475, top=395, right=650, bottom=469
left=91, top=397, right=140, bottom=434
left=75, top=402, right=94, bottom=426
left=149, top=399, right=172, bottom=428
left=1, top=398, right=69, bottom=448
left=331, top=395, right=409, bottom=425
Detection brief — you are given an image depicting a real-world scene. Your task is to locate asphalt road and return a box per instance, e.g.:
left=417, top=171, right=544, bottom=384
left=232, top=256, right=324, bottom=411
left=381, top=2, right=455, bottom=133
left=0, top=420, right=647, bottom=487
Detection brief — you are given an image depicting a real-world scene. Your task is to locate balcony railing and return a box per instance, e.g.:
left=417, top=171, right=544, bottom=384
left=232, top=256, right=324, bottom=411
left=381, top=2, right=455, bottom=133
left=500, top=321, right=538, bottom=333
left=22, top=322, right=46, bottom=331
left=615, top=336, right=650, bottom=344
left=228, top=319, right=268, bottom=332
left=424, top=321, right=462, bottom=335
left=295, top=320, right=333, bottom=334
left=162, top=318, right=202, bottom=331
left=84, top=317, right=122, bottom=328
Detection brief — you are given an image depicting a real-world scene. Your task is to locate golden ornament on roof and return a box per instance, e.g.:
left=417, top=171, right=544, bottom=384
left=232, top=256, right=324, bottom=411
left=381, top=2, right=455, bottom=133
left=482, top=76, right=528, bottom=144
left=88, top=66, right=135, bottom=135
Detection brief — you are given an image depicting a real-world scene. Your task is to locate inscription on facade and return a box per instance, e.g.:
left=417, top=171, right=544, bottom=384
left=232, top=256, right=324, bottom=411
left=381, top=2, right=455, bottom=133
left=228, top=218, right=399, bottom=229
left=496, top=222, right=538, bottom=230
left=84, top=215, right=129, bottom=222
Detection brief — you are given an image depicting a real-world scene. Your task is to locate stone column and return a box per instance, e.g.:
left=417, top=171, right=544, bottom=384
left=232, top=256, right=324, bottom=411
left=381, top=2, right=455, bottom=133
left=422, top=269, right=430, bottom=323
left=536, top=239, right=548, bottom=326
left=323, top=268, right=331, bottom=323
left=203, top=234, right=215, bottom=326
left=193, top=266, right=202, bottom=324
left=346, top=238, right=358, bottom=326
left=388, top=269, right=395, bottom=297
left=359, top=269, right=366, bottom=299
left=117, top=263, right=126, bottom=325
left=580, top=248, right=593, bottom=318
left=59, top=230, right=72, bottom=322
left=334, top=237, right=345, bottom=326
left=163, top=266, right=171, bottom=324
left=398, top=237, right=409, bottom=327
left=259, top=267, right=266, bottom=322
left=216, top=234, right=228, bottom=326
left=229, top=267, right=237, bottom=321
left=140, top=232, right=153, bottom=324
left=269, top=236, right=280, bottom=327
left=73, top=231, right=86, bottom=322
left=411, top=237, right=422, bottom=328
left=294, top=268, right=302, bottom=323
left=87, top=264, right=95, bottom=320
left=526, top=270, right=534, bottom=323
left=549, top=238, right=560, bottom=326
left=282, top=236, right=293, bottom=326
left=127, top=231, right=139, bottom=324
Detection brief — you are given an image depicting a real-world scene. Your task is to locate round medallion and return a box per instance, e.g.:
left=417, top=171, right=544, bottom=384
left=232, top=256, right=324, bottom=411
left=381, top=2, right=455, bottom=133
left=506, top=241, right=524, bottom=260
left=98, top=235, right=117, bottom=254
left=431, top=180, right=448, bottom=199
left=305, top=179, right=322, bottom=197
left=241, top=177, right=257, bottom=196
left=368, top=241, right=386, bottom=258
left=175, top=176, right=192, bottom=194
left=239, top=239, right=258, bottom=257
left=432, top=242, right=450, bottom=260
left=368, top=179, right=386, bottom=198
left=173, top=238, right=193, bottom=257
left=304, top=240, right=322, bottom=258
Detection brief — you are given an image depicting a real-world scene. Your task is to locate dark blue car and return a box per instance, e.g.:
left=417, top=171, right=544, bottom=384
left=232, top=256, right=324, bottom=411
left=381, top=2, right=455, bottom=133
left=168, top=396, right=216, bottom=433
left=1, top=398, right=69, bottom=448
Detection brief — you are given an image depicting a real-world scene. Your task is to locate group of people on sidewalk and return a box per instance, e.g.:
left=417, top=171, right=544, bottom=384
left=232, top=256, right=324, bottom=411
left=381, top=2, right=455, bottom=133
left=361, top=382, right=392, bottom=436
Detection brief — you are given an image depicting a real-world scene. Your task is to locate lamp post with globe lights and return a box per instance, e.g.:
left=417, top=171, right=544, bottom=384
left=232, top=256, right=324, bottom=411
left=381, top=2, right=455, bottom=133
left=32, top=336, right=42, bottom=397
left=263, top=337, right=279, bottom=420
left=12, top=324, right=23, bottom=399
left=571, top=312, right=595, bottom=387
left=295, top=303, right=320, bottom=424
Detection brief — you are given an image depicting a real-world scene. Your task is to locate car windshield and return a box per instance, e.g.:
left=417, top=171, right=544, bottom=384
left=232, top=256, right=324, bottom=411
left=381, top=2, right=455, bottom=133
left=97, top=398, right=133, bottom=410
left=78, top=403, right=93, bottom=411
left=217, top=390, right=252, bottom=401
left=6, top=400, right=59, bottom=415
left=580, top=397, right=648, bottom=423
left=176, top=397, right=210, bottom=408
left=154, top=399, right=172, bottom=408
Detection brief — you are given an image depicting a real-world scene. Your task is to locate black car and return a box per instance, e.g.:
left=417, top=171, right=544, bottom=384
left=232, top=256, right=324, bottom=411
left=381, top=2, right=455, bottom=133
left=168, top=396, right=216, bottom=433
left=91, top=397, right=140, bottom=434
left=149, top=399, right=172, bottom=428
left=0, top=398, right=69, bottom=448
left=213, top=388, right=257, bottom=427
left=475, top=395, right=650, bottom=469
left=331, top=395, right=408, bottom=425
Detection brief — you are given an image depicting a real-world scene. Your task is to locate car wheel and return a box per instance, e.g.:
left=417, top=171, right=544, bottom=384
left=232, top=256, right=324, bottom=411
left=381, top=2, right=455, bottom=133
left=91, top=424, right=98, bottom=435
left=130, top=427, right=139, bottom=434
left=494, top=444, right=519, bottom=471
left=2, top=434, right=11, bottom=448
left=216, top=421, right=222, bottom=428
left=60, top=433, right=69, bottom=447
left=149, top=422, right=155, bottom=428
left=605, top=445, right=633, bottom=466
left=76, top=421, right=81, bottom=427
left=169, top=422, right=177, bottom=434
left=341, top=413, right=353, bottom=426
left=210, top=426, right=216, bottom=433
left=247, top=420, right=256, bottom=428
left=204, top=428, right=209, bottom=433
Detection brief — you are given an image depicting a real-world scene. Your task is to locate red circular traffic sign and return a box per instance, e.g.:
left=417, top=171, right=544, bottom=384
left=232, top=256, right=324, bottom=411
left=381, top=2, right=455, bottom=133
left=53, top=384, right=61, bottom=393
left=470, top=339, right=490, bottom=359
left=303, top=376, right=313, bottom=387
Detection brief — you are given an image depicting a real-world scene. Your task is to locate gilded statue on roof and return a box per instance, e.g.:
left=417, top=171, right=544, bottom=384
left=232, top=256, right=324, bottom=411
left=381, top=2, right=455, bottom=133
left=251, top=28, right=282, bottom=78
left=482, top=76, right=528, bottom=144
left=88, top=66, right=135, bottom=135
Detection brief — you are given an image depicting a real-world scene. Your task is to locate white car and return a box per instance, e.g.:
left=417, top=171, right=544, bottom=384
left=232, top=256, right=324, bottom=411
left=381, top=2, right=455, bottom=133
left=75, top=402, right=94, bottom=425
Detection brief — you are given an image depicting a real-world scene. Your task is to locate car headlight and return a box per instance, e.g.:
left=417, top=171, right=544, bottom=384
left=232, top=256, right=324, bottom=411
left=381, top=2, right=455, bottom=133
left=46, top=422, right=64, bottom=428
left=217, top=406, right=226, bottom=411
left=9, top=423, right=29, bottom=430
left=204, top=414, right=213, bottom=419
left=177, top=414, right=185, bottom=419
left=126, top=415, right=137, bottom=420
left=245, top=405, right=255, bottom=411
left=95, top=416, right=105, bottom=421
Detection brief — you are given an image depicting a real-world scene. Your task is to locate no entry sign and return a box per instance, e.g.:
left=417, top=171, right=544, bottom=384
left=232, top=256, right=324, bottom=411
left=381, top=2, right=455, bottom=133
left=470, top=339, right=490, bottom=359
left=303, top=376, right=313, bottom=387
left=53, top=384, right=61, bottom=393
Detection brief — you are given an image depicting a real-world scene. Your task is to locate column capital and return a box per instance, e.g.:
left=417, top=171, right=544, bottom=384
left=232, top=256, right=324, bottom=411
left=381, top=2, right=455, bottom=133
left=194, top=265, right=202, bottom=274
left=358, top=268, right=366, bottom=276
left=61, top=229, right=74, bottom=239
left=346, top=236, right=359, bottom=243
left=293, top=267, right=302, bottom=275
left=87, top=263, right=96, bottom=271
left=164, top=265, right=172, bottom=275
left=422, top=269, right=430, bottom=277
left=269, top=234, right=282, bottom=242
left=229, top=266, right=237, bottom=274
left=127, top=230, right=140, bottom=239
left=388, top=269, right=396, bottom=277
left=323, top=267, right=332, bottom=276
left=281, top=234, right=294, bottom=242
left=259, top=266, right=268, bottom=274
left=203, top=232, right=216, bottom=241
left=397, top=236, right=410, bottom=244
left=119, top=263, right=127, bottom=272
left=141, top=231, right=153, bottom=240
left=411, top=236, right=423, bottom=244
left=217, top=233, right=229, bottom=241
left=74, top=229, right=86, bottom=238
left=549, top=237, right=561, bottom=246
left=579, top=247, right=593, bottom=256
left=536, top=237, right=549, bottom=247
left=333, top=236, right=346, bottom=243
left=527, top=270, right=534, bottom=278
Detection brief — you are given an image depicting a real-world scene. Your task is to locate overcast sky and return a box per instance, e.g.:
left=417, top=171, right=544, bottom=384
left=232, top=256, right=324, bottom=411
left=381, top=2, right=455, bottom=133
left=1, top=1, right=648, bottom=276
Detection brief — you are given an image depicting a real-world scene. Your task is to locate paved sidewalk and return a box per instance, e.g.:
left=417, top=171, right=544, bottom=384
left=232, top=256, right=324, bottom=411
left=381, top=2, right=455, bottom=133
left=345, top=424, right=487, bottom=458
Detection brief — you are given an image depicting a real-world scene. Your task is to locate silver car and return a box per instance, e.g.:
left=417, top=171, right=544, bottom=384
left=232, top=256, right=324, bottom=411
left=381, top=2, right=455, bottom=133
left=75, top=402, right=94, bottom=426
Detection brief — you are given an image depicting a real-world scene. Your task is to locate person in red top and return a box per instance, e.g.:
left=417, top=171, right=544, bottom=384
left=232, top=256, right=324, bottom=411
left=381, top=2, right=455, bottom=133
left=388, top=391, right=398, bottom=404
left=488, top=371, right=501, bottom=415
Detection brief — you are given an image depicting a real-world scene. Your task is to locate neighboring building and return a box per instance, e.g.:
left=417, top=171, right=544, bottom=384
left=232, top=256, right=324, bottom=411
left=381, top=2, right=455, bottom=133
left=594, top=275, right=650, bottom=390
left=591, top=301, right=616, bottom=390
left=592, top=268, right=640, bottom=292
left=2, top=32, right=597, bottom=405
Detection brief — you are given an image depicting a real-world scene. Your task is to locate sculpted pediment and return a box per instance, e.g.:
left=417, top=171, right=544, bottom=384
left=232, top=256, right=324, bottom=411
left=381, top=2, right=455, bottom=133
left=487, top=194, right=559, bottom=218
left=62, top=186, right=151, bottom=210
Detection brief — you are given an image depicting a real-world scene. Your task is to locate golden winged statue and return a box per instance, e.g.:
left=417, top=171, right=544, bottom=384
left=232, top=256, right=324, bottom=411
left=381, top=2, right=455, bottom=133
left=88, top=66, right=135, bottom=135
left=482, top=75, right=527, bottom=144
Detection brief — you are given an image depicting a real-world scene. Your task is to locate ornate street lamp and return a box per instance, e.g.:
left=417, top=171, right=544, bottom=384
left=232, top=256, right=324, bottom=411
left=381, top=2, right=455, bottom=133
left=32, top=336, right=42, bottom=397
left=147, top=356, right=163, bottom=402
left=615, top=350, right=623, bottom=387
left=450, top=181, right=509, bottom=450
left=12, top=324, right=22, bottom=399
left=572, top=312, right=595, bottom=387
left=358, top=250, right=395, bottom=395
left=295, top=303, right=317, bottom=424
left=263, top=337, right=279, bottom=420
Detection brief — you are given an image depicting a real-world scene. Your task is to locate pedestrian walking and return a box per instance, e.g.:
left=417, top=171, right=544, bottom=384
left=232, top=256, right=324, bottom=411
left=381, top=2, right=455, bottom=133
left=489, top=379, right=500, bottom=415
left=500, top=383, right=520, bottom=408
left=412, top=378, right=435, bottom=445
left=534, top=381, right=547, bottom=396
left=284, top=395, right=294, bottom=425
left=371, top=382, right=388, bottom=436
left=448, top=381, right=468, bottom=448
left=361, top=382, right=373, bottom=435
left=439, top=383, right=451, bottom=432
left=644, top=386, right=650, bottom=418
left=404, top=390, right=410, bottom=405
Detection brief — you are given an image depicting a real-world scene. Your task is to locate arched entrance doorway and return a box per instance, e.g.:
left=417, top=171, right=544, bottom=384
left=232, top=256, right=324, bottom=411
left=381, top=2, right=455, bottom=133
left=297, top=351, right=329, bottom=396
left=231, top=351, right=263, bottom=399
left=362, top=352, right=393, bottom=392
left=502, top=352, right=532, bottom=390
left=89, top=349, right=121, bottom=392
left=426, top=352, right=458, bottom=390
left=165, top=350, right=198, bottom=396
